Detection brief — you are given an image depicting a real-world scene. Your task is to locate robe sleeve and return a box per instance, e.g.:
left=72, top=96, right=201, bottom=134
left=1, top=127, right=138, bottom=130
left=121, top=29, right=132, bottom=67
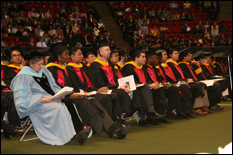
left=2, top=66, right=16, bottom=87
left=10, top=75, right=43, bottom=119
left=179, top=64, right=193, bottom=79
left=122, top=64, right=142, bottom=84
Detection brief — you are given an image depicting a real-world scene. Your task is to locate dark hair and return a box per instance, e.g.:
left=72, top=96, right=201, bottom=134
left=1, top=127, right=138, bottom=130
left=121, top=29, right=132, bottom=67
left=195, top=54, right=205, bottom=61
left=133, top=52, right=142, bottom=60
left=69, top=47, right=80, bottom=56
left=52, top=45, right=68, bottom=62
left=26, top=56, right=44, bottom=66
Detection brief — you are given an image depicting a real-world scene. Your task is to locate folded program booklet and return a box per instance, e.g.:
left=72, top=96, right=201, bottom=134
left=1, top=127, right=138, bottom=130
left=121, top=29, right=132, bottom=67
left=52, top=86, right=74, bottom=99
left=74, top=91, right=97, bottom=96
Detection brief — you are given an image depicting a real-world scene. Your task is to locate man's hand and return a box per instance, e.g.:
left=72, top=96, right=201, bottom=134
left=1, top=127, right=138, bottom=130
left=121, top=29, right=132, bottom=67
left=97, top=87, right=109, bottom=93
left=41, top=97, right=55, bottom=103
left=70, top=93, right=84, bottom=99
left=149, top=83, right=160, bottom=90
left=57, top=96, right=64, bottom=101
left=180, top=81, right=189, bottom=85
left=120, top=85, right=131, bottom=93
left=187, top=78, right=193, bottom=82
left=161, top=83, right=170, bottom=89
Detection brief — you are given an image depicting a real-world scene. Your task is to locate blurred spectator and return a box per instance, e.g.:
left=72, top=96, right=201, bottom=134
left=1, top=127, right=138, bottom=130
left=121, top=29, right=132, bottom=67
left=218, top=39, right=226, bottom=46
left=179, top=40, right=185, bottom=47
left=18, top=31, right=29, bottom=42
left=165, top=11, right=174, bottom=22
left=159, top=12, right=167, bottom=22
left=9, top=3, right=18, bottom=15
left=211, top=25, right=219, bottom=37
left=3, top=11, right=10, bottom=22
left=11, top=24, right=18, bottom=35
left=124, top=22, right=134, bottom=41
left=97, top=19, right=105, bottom=30
left=162, top=40, right=170, bottom=49
left=59, top=8, right=67, bottom=20
left=210, top=37, right=218, bottom=47
left=82, top=33, right=92, bottom=47
left=7, top=24, right=14, bottom=36
left=155, top=31, right=163, bottom=42
left=187, top=39, right=194, bottom=47
left=226, top=37, right=232, bottom=46
left=109, top=39, right=116, bottom=48
left=51, top=34, right=59, bottom=44
left=44, top=10, right=52, bottom=20
left=76, top=30, right=83, bottom=42
left=157, top=8, right=162, bottom=17
left=152, top=12, right=160, bottom=22
left=136, top=26, right=142, bottom=36
left=29, top=38, right=36, bottom=46
left=19, top=11, right=26, bottom=20
left=63, top=25, right=70, bottom=38
left=173, top=11, right=180, bottom=21
left=31, top=18, right=38, bottom=29
left=193, top=25, right=203, bottom=37
left=65, top=3, right=72, bottom=14
left=134, top=23, right=139, bottom=31
left=128, top=15, right=135, bottom=26
left=163, top=8, right=169, bottom=17
left=93, top=27, right=100, bottom=36
left=28, top=8, right=37, bottom=19
left=150, top=25, right=158, bottom=37
left=36, top=10, right=45, bottom=21
left=208, top=9, right=218, bottom=21
left=181, top=22, right=191, bottom=33
left=42, top=21, right=50, bottom=33
left=169, top=1, right=179, bottom=10
left=220, top=34, right=227, bottom=43
left=48, top=25, right=58, bottom=37
left=183, top=1, right=191, bottom=10
left=171, top=40, right=178, bottom=48
left=203, top=1, right=212, bottom=9
left=141, top=7, right=148, bottom=18
left=56, top=25, right=64, bottom=37
left=133, top=5, right=141, bottom=15
left=34, top=24, right=44, bottom=38
left=119, top=2, right=126, bottom=11
left=203, top=39, right=210, bottom=47
left=197, top=21, right=204, bottom=31
left=43, top=32, right=50, bottom=46
left=197, top=35, right=203, bottom=45
left=36, top=37, right=47, bottom=47
left=1, top=15, right=8, bottom=28
left=142, top=15, right=149, bottom=26
left=203, top=26, right=211, bottom=40
left=180, top=12, right=187, bottom=22
left=119, top=15, right=128, bottom=30
left=219, top=21, right=228, bottom=33
left=188, top=11, right=195, bottom=21
left=204, top=21, right=210, bottom=29
left=148, top=8, right=156, bottom=18
left=197, top=1, right=203, bottom=9
left=1, top=23, right=8, bottom=36
left=141, top=23, right=148, bottom=34
left=15, top=16, right=24, bottom=27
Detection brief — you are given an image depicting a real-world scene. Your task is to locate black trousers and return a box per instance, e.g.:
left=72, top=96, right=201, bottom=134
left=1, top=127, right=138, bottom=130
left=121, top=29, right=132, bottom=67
left=178, top=84, right=193, bottom=113
left=150, top=87, right=167, bottom=115
left=207, top=83, right=222, bottom=107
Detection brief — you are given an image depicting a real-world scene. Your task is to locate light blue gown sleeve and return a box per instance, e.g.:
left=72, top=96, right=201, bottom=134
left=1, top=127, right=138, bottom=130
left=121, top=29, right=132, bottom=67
left=11, top=75, right=43, bottom=119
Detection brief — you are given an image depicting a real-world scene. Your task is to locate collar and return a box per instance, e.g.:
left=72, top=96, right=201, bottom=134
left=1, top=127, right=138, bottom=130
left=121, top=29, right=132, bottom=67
left=94, top=58, right=109, bottom=66
left=86, top=63, right=90, bottom=67
left=1, top=61, right=7, bottom=66
left=161, top=63, right=167, bottom=67
left=155, top=65, right=160, bottom=69
left=67, top=62, right=83, bottom=68
left=116, top=62, right=123, bottom=69
left=125, top=61, right=142, bottom=69
left=114, top=65, right=118, bottom=70
left=45, top=62, right=66, bottom=70
left=7, top=64, right=23, bottom=70
left=166, top=59, right=179, bottom=66
left=178, top=61, right=190, bottom=65
left=202, top=63, right=210, bottom=66
left=16, top=66, right=44, bottom=78
left=146, top=64, right=153, bottom=68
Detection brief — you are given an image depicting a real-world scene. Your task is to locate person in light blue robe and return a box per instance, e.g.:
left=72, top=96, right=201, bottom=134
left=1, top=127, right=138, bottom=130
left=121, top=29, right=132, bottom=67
left=10, top=64, right=81, bottom=145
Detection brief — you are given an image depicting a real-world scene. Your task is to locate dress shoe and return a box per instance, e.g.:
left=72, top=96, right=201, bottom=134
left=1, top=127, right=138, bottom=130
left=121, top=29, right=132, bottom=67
left=114, top=116, right=128, bottom=126
left=191, top=109, right=208, bottom=115
left=215, top=104, right=224, bottom=110
left=157, top=117, right=172, bottom=124
left=147, top=112, right=164, bottom=120
left=146, top=118, right=161, bottom=126
left=3, top=127, right=27, bottom=139
left=111, top=125, right=131, bottom=139
left=172, top=113, right=187, bottom=119
left=209, top=106, right=218, bottom=111
left=200, top=107, right=212, bottom=113
left=185, top=111, right=196, bottom=118
left=138, top=120, right=150, bottom=127
left=73, top=127, right=90, bottom=144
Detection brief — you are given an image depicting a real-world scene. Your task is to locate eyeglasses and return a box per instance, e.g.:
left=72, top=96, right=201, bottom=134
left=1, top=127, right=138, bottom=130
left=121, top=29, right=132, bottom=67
left=12, top=54, right=22, bottom=57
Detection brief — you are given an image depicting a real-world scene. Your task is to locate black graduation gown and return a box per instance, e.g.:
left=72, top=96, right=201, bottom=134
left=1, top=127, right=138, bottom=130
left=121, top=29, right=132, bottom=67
left=122, top=62, right=166, bottom=114
left=212, top=61, right=227, bottom=77
left=66, top=64, right=121, bottom=118
left=1, top=64, right=15, bottom=91
left=46, top=64, right=114, bottom=134
left=167, top=61, right=204, bottom=107
left=90, top=60, right=131, bottom=115
left=145, top=64, right=183, bottom=115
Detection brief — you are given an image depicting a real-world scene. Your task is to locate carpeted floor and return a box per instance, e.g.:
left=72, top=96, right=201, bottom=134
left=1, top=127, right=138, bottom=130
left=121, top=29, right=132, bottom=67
left=1, top=101, right=232, bottom=154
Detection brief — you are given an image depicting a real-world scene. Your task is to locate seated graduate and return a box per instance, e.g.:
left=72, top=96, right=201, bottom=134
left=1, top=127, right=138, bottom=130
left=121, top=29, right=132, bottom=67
left=200, top=51, right=230, bottom=101
left=84, top=49, right=97, bottom=67
left=191, top=51, right=224, bottom=110
left=115, top=49, right=127, bottom=70
left=10, top=50, right=91, bottom=145
left=178, top=48, right=213, bottom=114
left=45, top=42, right=131, bottom=140
left=89, top=40, right=133, bottom=118
left=144, top=49, right=186, bottom=119
left=165, top=48, right=206, bottom=116
left=121, top=47, right=171, bottom=126
left=66, top=45, right=127, bottom=125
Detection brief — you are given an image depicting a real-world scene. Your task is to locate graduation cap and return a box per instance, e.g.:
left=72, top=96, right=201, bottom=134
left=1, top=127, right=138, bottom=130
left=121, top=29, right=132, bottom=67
left=212, top=52, right=228, bottom=58
left=118, top=49, right=126, bottom=57
left=192, top=50, right=203, bottom=58
left=202, top=51, right=213, bottom=56
left=155, top=49, right=166, bottom=57
left=24, top=50, right=45, bottom=61
left=97, top=38, right=108, bottom=49
left=4, top=44, right=24, bottom=59
left=179, top=47, right=191, bottom=60
left=129, top=46, right=145, bottom=58
left=49, top=41, right=69, bottom=53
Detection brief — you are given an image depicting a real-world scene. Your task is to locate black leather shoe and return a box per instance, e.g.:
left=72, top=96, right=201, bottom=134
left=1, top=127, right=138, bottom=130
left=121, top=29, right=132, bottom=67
left=185, top=112, right=196, bottom=118
left=111, top=125, right=131, bottom=139
left=147, top=112, right=164, bottom=119
left=170, top=114, right=185, bottom=119
left=73, top=127, right=90, bottom=144
left=157, top=117, right=172, bottom=124
left=138, top=120, right=150, bottom=127
left=181, top=113, right=191, bottom=119
left=146, top=118, right=161, bottom=126
left=215, top=105, right=224, bottom=110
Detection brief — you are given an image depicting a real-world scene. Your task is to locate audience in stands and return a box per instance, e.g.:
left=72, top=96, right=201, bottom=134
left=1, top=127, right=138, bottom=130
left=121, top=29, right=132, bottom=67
left=219, top=21, right=228, bottom=33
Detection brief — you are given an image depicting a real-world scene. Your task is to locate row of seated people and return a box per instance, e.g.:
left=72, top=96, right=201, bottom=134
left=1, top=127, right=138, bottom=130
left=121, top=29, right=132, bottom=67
left=1, top=40, right=231, bottom=145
